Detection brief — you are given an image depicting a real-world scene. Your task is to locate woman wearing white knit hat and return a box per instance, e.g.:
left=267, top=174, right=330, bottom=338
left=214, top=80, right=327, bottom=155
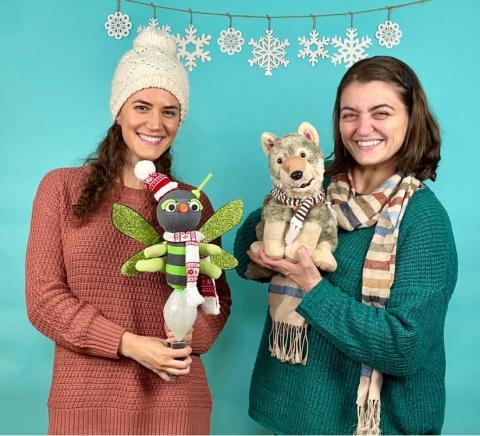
left=25, top=28, right=231, bottom=434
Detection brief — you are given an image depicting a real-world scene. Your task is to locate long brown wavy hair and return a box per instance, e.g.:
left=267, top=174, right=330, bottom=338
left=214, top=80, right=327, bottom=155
left=327, top=56, right=441, bottom=181
left=73, top=123, right=172, bottom=224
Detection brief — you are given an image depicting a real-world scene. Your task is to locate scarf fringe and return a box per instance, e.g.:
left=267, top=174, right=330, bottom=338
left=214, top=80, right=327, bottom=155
left=268, top=320, right=308, bottom=365
left=355, top=400, right=381, bottom=436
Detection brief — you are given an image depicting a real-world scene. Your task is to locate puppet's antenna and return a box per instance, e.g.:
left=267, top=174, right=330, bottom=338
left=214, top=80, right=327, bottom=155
left=192, top=173, right=213, bottom=198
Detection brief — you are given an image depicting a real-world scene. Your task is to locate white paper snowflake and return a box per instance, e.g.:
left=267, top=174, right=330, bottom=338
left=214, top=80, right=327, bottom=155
left=330, top=27, right=372, bottom=68
left=162, top=24, right=172, bottom=34
left=375, top=20, right=402, bottom=49
left=217, top=27, right=245, bottom=55
left=104, top=11, right=132, bottom=40
left=248, top=29, right=290, bottom=76
left=137, top=17, right=157, bottom=33
left=137, top=18, right=171, bottom=34
left=298, top=29, right=330, bottom=66
left=176, top=24, right=212, bottom=72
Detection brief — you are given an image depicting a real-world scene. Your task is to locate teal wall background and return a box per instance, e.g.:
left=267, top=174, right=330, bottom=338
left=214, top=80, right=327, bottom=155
left=1, top=0, right=478, bottom=434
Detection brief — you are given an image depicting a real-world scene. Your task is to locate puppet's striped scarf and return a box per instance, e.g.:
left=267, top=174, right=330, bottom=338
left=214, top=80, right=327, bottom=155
left=327, top=171, right=422, bottom=435
left=271, top=186, right=325, bottom=218
left=271, top=187, right=326, bottom=244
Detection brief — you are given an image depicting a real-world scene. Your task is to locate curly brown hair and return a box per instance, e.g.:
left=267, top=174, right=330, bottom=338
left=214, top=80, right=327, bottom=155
left=327, top=56, right=441, bottom=181
left=73, top=123, right=173, bottom=224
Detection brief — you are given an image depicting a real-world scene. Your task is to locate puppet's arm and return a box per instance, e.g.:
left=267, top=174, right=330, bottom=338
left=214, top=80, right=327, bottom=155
left=136, top=242, right=222, bottom=278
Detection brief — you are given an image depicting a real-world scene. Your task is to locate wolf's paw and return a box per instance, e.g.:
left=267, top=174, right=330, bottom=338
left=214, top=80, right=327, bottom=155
left=264, top=240, right=285, bottom=260
left=284, top=242, right=314, bottom=263
left=311, top=249, right=337, bottom=272
left=250, top=241, right=263, bottom=255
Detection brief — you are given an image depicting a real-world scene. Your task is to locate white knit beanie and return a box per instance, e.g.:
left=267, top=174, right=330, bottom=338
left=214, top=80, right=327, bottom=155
left=110, top=27, right=189, bottom=122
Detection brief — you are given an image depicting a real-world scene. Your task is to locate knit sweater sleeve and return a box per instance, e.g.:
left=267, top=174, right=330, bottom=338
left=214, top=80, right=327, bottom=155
left=297, top=192, right=458, bottom=377
left=190, top=193, right=232, bottom=355
left=233, top=207, right=269, bottom=281
left=25, top=170, right=126, bottom=359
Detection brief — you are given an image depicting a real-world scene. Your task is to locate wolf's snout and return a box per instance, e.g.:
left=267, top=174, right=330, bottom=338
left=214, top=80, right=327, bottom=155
left=291, top=171, right=303, bottom=180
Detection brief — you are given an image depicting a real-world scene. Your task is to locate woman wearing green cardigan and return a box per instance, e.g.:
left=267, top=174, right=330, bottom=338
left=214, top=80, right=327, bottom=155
left=234, top=56, right=457, bottom=435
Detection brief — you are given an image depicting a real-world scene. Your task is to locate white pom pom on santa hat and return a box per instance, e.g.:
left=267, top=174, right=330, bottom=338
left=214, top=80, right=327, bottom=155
left=134, top=160, right=156, bottom=181
left=134, top=160, right=178, bottom=201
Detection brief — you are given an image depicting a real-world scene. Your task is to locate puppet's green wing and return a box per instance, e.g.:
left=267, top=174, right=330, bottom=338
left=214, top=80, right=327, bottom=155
left=200, top=200, right=243, bottom=242
left=120, top=249, right=149, bottom=276
left=200, top=199, right=243, bottom=270
left=112, top=203, right=162, bottom=276
left=112, top=204, right=161, bottom=245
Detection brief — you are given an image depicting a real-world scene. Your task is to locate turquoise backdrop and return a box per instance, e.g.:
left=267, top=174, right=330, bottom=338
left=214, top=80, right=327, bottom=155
left=1, top=0, right=478, bottom=434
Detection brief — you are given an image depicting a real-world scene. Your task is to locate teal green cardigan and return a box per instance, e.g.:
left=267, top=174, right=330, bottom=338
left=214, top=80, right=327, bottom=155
left=234, top=185, right=457, bottom=434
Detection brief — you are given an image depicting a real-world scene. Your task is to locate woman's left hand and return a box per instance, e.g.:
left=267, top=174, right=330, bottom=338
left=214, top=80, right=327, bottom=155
left=247, top=244, right=322, bottom=291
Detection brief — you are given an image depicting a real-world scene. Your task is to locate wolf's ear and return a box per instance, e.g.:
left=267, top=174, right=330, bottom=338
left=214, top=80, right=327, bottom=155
left=261, top=132, right=277, bottom=155
left=298, top=122, right=320, bottom=146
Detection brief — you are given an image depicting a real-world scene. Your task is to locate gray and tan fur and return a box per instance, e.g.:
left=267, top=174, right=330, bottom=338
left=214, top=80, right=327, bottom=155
left=247, top=122, right=337, bottom=278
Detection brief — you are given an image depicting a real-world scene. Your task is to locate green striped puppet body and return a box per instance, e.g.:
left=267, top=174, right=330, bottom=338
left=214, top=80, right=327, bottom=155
left=165, top=242, right=188, bottom=290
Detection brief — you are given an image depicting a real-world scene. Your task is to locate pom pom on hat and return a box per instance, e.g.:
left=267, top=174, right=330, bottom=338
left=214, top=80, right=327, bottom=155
left=134, top=159, right=156, bottom=181
left=134, top=160, right=178, bottom=201
left=110, top=27, right=189, bottom=123
left=133, top=28, right=177, bottom=58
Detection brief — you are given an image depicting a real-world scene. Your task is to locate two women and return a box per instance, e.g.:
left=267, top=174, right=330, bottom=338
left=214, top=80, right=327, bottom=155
left=26, top=26, right=456, bottom=435
left=235, top=56, right=457, bottom=434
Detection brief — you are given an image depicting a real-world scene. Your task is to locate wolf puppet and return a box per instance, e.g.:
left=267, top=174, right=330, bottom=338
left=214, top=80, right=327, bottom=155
left=247, top=121, right=337, bottom=364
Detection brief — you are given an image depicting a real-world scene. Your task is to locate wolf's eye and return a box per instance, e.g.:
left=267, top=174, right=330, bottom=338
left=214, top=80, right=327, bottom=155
left=277, top=158, right=283, bottom=164
left=300, top=152, right=307, bottom=158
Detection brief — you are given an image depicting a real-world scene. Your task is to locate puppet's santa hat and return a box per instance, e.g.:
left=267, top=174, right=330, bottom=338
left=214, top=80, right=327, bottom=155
left=134, top=160, right=178, bottom=201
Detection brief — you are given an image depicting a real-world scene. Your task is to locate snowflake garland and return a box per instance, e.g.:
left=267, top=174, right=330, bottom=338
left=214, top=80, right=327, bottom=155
left=137, top=17, right=171, bottom=34
left=375, top=20, right=402, bottom=49
left=217, top=27, right=245, bottom=55
left=248, top=29, right=290, bottom=76
left=104, top=11, right=132, bottom=40
left=176, top=24, right=212, bottom=71
left=298, top=29, right=330, bottom=66
left=104, top=10, right=407, bottom=72
left=330, top=27, right=372, bottom=69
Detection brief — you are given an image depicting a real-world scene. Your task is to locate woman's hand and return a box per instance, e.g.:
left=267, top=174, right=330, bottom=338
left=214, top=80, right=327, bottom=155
left=119, top=331, right=192, bottom=381
left=247, top=244, right=322, bottom=291
left=164, top=326, right=193, bottom=345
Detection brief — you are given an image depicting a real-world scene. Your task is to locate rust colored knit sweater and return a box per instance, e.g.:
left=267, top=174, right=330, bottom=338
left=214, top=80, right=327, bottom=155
left=25, top=167, right=231, bottom=435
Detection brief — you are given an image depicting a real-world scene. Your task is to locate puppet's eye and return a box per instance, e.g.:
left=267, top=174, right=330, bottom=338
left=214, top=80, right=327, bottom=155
left=161, top=199, right=177, bottom=212
left=188, top=199, right=203, bottom=212
left=277, top=157, right=283, bottom=164
left=300, top=151, right=307, bottom=158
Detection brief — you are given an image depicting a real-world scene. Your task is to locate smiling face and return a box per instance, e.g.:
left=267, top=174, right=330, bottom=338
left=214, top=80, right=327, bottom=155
left=339, top=80, right=409, bottom=177
left=116, top=88, right=180, bottom=165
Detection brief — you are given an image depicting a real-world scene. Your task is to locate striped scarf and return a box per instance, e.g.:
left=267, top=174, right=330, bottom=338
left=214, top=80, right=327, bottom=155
left=327, top=171, right=422, bottom=435
left=271, top=186, right=326, bottom=244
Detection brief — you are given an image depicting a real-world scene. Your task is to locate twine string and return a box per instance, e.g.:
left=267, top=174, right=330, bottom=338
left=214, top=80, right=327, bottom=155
left=120, top=0, right=431, bottom=21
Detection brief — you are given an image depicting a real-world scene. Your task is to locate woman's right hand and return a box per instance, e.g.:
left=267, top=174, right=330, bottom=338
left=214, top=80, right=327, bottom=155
left=119, top=331, right=192, bottom=381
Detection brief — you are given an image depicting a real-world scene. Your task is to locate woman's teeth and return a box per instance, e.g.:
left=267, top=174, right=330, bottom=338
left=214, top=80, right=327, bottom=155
left=138, top=133, right=162, bottom=143
left=357, top=139, right=382, bottom=148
